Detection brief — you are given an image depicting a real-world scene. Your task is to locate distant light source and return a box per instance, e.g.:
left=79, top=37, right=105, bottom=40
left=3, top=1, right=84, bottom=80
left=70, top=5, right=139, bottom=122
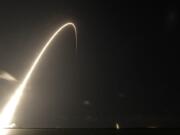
left=147, top=126, right=157, bottom=128
left=83, top=100, right=90, bottom=105
left=115, top=122, right=120, bottom=130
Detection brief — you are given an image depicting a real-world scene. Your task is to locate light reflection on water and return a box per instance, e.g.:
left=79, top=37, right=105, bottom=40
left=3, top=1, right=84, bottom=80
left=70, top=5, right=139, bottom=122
left=2, top=129, right=116, bottom=135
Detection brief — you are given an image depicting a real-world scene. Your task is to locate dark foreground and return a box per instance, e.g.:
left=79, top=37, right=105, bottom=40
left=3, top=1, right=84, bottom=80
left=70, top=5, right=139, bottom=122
left=3, top=128, right=180, bottom=135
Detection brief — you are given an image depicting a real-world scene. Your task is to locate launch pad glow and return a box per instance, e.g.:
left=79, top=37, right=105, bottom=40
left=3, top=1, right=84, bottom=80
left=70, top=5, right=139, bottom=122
left=0, top=22, right=77, bottom=135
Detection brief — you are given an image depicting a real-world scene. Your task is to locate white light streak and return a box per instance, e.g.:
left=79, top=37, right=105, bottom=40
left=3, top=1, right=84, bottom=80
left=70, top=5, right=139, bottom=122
left=0, top=22, right=77, bottom=135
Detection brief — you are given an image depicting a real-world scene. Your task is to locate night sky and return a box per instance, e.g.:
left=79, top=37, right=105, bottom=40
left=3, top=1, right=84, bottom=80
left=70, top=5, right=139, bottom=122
left=0, top=1, right=180, bottom=128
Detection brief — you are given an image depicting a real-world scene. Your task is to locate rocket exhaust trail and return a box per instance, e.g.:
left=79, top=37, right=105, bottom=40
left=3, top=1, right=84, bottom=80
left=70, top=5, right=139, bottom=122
left=0, top=22, right=77, bottom=135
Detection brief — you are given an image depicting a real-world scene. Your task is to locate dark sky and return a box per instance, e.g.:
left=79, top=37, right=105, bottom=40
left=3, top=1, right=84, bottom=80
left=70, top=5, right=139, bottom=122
left=0, top=1, right=180, bottom=128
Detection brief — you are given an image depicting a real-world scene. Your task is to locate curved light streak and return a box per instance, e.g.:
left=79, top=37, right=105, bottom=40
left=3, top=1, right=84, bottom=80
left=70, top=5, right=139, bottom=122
left=0, top=22, right=77, bottom=135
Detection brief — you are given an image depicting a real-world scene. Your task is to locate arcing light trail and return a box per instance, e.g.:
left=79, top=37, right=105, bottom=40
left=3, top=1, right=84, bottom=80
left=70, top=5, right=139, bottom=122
left=0, top=22, right=77, bottom=135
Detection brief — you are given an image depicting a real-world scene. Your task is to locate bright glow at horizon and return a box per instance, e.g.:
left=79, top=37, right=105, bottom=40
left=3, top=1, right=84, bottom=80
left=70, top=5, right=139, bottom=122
left=0, top=22, right=77, bottom=135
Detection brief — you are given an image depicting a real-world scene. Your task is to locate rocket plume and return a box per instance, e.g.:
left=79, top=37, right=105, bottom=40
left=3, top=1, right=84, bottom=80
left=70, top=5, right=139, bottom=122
left=0, top=22, right=77, bottom=135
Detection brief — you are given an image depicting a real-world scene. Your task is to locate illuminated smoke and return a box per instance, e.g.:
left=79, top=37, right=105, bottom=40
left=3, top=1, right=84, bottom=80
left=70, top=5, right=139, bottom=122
left=0, top=22, right=77, bottom=135
left=0, top=70, right=17, bottom=82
